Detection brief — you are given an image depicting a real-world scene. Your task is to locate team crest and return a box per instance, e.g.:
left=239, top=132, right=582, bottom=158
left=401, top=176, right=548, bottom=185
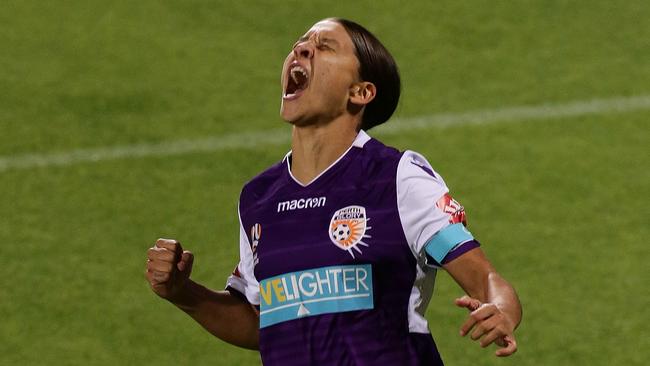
left=329, top=205, right=372, bottom=258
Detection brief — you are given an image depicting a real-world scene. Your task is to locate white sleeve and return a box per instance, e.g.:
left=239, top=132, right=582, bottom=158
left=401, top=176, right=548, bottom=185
left=396, top=150, right=451, bottom=257
left=225, top=209, right=260, bottom=305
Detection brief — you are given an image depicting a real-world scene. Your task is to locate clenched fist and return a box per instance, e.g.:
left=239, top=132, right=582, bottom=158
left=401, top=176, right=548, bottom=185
left=146, top=238, right=194, bottom=300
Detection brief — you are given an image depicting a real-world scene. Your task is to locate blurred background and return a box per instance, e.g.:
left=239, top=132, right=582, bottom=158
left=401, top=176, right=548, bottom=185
left=1, top=1, right=648, bottom=365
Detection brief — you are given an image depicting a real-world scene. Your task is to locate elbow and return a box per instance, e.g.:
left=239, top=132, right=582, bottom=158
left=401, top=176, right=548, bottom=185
left=238, top=336, right=259, bottom=351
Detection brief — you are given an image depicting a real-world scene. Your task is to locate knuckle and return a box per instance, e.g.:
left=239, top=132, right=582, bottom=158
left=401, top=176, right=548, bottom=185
left=162, top=251, right=175, bottom=261
left=156, top=238, right=175, bottom=246
left=154, top=262, right=168, bottom=272
left=153, top=271, right=170, bottom=282
left=149, top=260, right=169, bottom=272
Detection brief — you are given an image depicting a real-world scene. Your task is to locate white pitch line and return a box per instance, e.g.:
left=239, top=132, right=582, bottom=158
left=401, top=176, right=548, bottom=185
left=380, top=94, right=650, bottom=132
left=1, top=94, right=649, bottom=173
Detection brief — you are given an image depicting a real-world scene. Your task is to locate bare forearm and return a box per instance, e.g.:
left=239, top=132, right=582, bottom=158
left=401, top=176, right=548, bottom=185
left=485, top=272, right=522, bottom=330
left=169, top=280, right=260, bottom=350
left=445, top=249, right=522, bottom=330
left=445, top=248, right=521, bottom=356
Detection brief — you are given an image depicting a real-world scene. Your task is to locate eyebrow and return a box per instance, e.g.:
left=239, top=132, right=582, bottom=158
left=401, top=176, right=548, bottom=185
left=320, top=37, right=340, bottom=46
left=296, top=32, right=340, bottom=47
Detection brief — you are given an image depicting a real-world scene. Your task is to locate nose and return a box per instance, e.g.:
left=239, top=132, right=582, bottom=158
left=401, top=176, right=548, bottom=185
left=293, top=42, right=314, bottom=59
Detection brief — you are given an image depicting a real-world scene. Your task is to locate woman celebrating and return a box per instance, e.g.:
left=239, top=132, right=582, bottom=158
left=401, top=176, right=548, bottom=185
left=146, top=18, right=521, bottom=365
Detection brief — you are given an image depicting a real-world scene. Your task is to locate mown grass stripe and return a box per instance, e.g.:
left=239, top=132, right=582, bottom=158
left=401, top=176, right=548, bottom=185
left=1, top=94, right=649, bottom=173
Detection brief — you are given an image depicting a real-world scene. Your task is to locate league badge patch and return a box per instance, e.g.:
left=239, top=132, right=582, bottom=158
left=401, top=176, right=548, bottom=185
left=250, top=223, right=261, bottom=265
left=329, top=205, right=372, bottom=258
left=436, top=193, right=467, bottom=226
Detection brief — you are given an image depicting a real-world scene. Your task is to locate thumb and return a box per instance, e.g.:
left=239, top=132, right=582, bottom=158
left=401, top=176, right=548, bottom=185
left=495, top=335, right=517, bottom=357
left=455, top=295, right=482, bottom=311
left=177, top=251, right=194, bottom=272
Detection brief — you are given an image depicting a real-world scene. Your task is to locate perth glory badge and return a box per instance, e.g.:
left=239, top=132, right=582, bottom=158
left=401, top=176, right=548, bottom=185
left=329, top=205, right=372, bottom=258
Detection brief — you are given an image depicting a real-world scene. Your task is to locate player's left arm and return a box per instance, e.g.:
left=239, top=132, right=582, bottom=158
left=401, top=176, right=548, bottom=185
left=443, top=248, right=522, bottom=357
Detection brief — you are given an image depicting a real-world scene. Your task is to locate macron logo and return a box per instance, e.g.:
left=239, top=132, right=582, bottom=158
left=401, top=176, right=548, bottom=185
left=277, top=196, right=326, bottom=213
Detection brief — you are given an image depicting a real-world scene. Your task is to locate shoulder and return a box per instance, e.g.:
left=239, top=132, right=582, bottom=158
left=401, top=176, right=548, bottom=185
left=356, top=134, right=448, bottom=192
left=239, top=157, right=287, bottom=210
left=355, top=133, right=404, bottom=177
left=397, top=150, right=448, bottom=190
left=362, top=137, right=402, bottom=160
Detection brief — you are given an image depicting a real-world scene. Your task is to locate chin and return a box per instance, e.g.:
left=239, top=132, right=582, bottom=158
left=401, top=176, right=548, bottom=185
left=279, top=108, right=294, bottom=123
left=280, top=104, right=303, bottom=124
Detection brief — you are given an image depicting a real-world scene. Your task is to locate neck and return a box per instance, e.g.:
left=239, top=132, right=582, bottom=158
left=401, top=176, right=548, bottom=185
left=290, top=116, right=359, bottom=185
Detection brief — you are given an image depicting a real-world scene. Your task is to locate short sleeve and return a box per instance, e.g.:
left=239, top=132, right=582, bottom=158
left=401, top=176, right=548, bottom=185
left=225, top=208, right=260, bottom=305
left=397, top=151, right=478, bottom=265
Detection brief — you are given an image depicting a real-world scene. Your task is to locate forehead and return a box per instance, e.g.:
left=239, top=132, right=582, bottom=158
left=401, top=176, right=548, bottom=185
left=301, top=20, right=354, bottom=49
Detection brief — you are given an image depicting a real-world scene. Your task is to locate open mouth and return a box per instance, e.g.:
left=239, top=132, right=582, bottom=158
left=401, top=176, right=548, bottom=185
left=284, top=65, right=309, bottom=99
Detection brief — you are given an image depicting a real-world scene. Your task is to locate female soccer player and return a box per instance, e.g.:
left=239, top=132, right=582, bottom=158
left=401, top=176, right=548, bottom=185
left=146, top=18, right=521, bottom=365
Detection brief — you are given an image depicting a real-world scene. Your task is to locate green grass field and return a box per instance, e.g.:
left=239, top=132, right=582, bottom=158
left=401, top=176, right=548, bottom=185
left=1, top=1, right=649, bottom=365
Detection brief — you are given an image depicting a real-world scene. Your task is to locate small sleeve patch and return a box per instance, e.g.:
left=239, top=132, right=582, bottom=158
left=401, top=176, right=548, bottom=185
left=424, top=223, right=474, bottom=263
left=436, top=193, right=467, bottom=226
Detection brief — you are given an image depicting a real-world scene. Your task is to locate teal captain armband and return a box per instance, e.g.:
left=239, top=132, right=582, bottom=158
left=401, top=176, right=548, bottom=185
left=424, top=223, right=474, bottom=263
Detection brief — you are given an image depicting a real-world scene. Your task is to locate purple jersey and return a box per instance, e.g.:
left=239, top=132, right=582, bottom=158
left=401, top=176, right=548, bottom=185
left=227, top=131, right=479, bottom=365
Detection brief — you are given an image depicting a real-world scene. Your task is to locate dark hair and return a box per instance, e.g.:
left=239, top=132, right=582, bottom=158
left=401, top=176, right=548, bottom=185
left=330, top=18, right=401, bottom=130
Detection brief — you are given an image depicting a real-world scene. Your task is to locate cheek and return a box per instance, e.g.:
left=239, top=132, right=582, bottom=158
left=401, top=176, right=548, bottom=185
left=318, top=64, right=354, bottom=93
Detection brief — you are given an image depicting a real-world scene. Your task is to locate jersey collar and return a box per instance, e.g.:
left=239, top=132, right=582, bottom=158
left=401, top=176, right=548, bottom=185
left=283, top=130, right=371, bottom=187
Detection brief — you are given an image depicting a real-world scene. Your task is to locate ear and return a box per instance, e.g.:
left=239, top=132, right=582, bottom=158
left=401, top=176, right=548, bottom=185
left=349, top=82, right=376, bottom=106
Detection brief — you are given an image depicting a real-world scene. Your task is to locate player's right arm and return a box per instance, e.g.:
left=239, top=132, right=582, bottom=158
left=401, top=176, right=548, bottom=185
left=146, top=238, right=259, bottom=350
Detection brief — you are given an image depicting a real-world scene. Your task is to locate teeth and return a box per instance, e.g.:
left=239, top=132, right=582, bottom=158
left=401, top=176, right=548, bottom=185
left=290, top=66, right=307, bottom=84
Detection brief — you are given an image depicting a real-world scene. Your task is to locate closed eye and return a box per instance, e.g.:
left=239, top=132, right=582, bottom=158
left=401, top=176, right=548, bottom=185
left=319, top=37, right=338, bottom=49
